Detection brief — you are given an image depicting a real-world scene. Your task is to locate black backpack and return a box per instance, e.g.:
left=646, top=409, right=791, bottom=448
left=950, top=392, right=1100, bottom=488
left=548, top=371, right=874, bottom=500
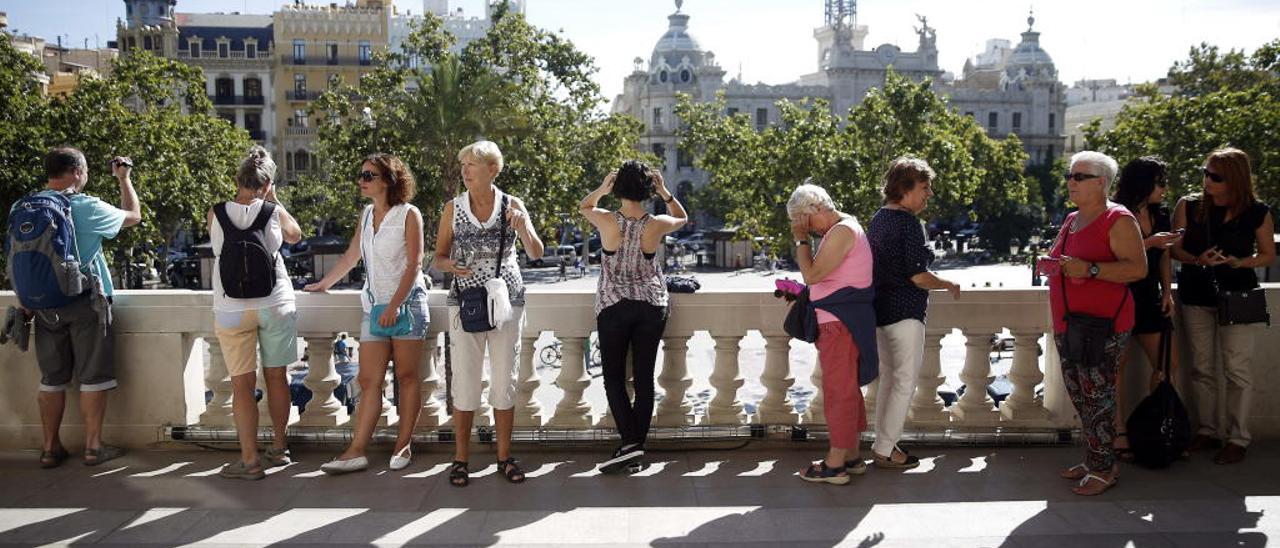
left=214, top=201, right=278, bottom=299
left=1125, top=326, right=1192, bottom=469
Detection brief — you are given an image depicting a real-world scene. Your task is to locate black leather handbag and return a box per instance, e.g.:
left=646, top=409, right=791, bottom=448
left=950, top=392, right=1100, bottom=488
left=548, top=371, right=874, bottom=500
left=457, top=196, right=508, bottom=333
left=1205, top=213, right=1270, bottom=326
left=1126, top=325, right=1192, bottom=469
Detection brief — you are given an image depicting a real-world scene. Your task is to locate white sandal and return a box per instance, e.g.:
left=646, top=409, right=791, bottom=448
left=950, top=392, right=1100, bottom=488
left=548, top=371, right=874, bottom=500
left=1074, top=473, right=1118, bottom=496
left=389, top=445, right=412, bottom=471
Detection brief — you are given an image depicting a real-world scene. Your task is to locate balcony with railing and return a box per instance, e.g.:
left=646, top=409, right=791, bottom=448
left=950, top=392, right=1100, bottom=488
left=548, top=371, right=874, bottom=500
left=176, top=49, right=273, bottom=61
left=286, top=56, right=374, bottom=66
left=2, top=287, right=1277, bottom=449
left=286, top=90, right=323, bottom=101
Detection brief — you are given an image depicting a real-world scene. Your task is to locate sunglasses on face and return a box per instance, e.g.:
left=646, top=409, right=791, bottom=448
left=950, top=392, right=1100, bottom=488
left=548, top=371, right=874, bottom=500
left=1202, top=167, right=1225, bottom=183
left=1064, top=171, right=1101, bottom=182
left=358, top=170, right=382, bottom=182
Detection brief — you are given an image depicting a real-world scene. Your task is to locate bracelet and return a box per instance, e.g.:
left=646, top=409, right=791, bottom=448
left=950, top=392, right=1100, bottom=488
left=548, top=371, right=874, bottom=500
left=662, top=194, right=674, bottom=203
left=795, top=241, right=809, bottom=247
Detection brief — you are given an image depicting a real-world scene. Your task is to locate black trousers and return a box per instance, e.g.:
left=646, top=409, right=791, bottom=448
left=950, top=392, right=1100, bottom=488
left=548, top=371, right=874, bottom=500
left=597, top=299, right=668, bottom=445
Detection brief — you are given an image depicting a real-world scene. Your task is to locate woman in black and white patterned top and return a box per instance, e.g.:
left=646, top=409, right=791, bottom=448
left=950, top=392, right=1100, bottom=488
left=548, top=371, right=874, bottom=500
left=432, top=141, right=544, bottom=487
left=579, top=160, right=687, bottom=472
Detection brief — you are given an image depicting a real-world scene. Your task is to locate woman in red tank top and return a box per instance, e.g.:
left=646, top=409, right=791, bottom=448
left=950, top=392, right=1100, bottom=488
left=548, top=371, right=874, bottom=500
left=1046, top=151, right=1147, bottom=495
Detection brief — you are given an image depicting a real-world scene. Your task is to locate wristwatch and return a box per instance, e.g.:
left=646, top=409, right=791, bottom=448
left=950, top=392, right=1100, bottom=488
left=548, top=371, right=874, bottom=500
left=1088, top=262, right=1100, bottom=278
left=795, top=241, right=810, bottom=247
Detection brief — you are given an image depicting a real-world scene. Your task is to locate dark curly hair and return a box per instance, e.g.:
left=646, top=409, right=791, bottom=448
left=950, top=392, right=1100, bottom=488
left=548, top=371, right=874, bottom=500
left=1113, top=156, right=1168, bottom=215
left=613, top=160, right=657, bottom=202
left=362, top=153, right=416, bottom=205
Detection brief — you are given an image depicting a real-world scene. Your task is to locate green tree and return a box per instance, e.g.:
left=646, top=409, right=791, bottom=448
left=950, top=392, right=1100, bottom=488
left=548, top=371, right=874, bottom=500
left=295, top=6, right=643, bottom=241
left=1085, top=39, right=1280, bottom=206
left=0, top=39, right=251, bottom=287
left=676, top=71, right=1037, bottom=253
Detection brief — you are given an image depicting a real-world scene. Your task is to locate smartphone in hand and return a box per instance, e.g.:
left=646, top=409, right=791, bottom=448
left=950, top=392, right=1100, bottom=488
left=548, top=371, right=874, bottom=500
left=1036, top=256, right=1061, bottom=277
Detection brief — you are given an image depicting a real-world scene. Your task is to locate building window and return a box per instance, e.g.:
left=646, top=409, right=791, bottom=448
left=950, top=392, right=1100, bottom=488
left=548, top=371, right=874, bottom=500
left=293, top=109, right=307, bottom=127
left=218, top=42, right=229, bottom=58
left=143, top=36, right=153, bottom=50
left=652, top=107, right=662, bottom=129
left=127, top=37, right=136, bottom=50
left=659, top=70, right=668, bottom=83
left=295, top=151, right=310, bottom=172
left=126, top=3, right=132, bottom=16
left=215, top=77, right=233, bottom=100
left=246, top=43, right=257, bottom=59
left=987, top=112, right=998, bottom=130
left=680, top=69, right=691, bottom=83
left=293, top=40, right=306, bottom=64
left=651, top=143, right=666, bottom=166
left=327, top=42, right=338, bottom=64
left=756, top=108, right=768, bottom=130
left=294, top=74, right=306, bottom=94
left=244, top=78, right=261, bottom=99
left=1049, top=113, right=1056, bottom=131
left=677, top=146, right=693, bottom=169
left=727, top=107, right=738, bottom=117
left=245, top=112, right=261, bottom=131
left=190, top=42, right=200, bottom=58
left=1012, top=112, right=1022, bottom=132
left=358, top=41, right=371, bottom=65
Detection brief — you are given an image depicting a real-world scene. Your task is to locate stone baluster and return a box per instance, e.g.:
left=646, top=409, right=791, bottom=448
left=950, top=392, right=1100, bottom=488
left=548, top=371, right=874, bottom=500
left=706, top=334, right=746, bottom=424
left=1000, top=329, right=1050, bottom=421
left=199, top=337, right=234, bottom=426
left=513, top=334, right=544, bottom=427
left=952, top=330, right=999, bottom=422
left=299, top=335, right=350, bottom=426
left=862, top=378, right=880, bottom=425
left=909, top=328, right=951, bottom=422
left=803, top=349, right=825, bottom=424
left=418, top=335, right=445, bottom=427
left=654, top=336, right=695, bottom=426
left=754, top=335, right=797, bottom=424
left=549, top=336, right=592, bottom=426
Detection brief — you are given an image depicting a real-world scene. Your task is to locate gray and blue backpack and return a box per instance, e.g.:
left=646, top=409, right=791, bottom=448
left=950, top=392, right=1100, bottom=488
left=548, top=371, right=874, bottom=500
left=6, top=192, right=90, bottom=309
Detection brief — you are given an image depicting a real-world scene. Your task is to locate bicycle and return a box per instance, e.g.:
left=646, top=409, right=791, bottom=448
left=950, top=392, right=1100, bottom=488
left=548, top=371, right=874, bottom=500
left=538, top=334, right=603, bottom=377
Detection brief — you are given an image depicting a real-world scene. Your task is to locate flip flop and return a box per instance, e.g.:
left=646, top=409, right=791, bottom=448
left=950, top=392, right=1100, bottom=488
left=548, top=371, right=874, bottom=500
left=39, top=447, right=69, bottom=469
left=83, top=445, right=126, bottom=467
left=1073, top=473, right=1118, bottom=496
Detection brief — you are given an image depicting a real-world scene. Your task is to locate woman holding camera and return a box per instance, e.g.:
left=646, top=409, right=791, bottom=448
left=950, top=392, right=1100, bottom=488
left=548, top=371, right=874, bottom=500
left=305, top=153, right=429, bottom=474
left=1046, top=151, right=1146, bottom=495
left=1170, top=147, right=1274, bottom=465
left=432, top=141, right=544, bottom=487
left=578, top=161, right=687, bottom=472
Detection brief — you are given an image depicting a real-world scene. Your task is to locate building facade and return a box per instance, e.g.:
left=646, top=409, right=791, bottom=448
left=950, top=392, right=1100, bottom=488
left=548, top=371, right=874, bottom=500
left=613, top=2, right=1068, bottom=200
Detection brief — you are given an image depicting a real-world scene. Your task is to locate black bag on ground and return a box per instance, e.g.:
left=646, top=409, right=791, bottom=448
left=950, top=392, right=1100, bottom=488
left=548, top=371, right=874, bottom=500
left=1126, top=326, right=1192, bottom=469
left=214, top=201, right=277, bottom=299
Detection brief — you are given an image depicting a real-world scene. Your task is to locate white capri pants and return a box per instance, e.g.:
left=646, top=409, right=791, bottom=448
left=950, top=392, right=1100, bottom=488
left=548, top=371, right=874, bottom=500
left=448, top=306, right=525, bottom=412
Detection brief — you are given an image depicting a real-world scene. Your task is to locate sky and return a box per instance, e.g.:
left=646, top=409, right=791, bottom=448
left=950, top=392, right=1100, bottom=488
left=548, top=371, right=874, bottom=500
left=4, top=0, right=1279, bottom=108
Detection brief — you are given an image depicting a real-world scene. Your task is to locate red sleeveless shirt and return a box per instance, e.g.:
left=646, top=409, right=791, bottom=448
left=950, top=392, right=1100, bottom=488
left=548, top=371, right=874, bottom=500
left=1048, top=204, right=1136, bottom=334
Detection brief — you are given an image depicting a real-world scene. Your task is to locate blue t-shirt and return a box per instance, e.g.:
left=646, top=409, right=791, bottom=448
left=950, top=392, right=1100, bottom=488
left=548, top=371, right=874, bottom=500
left=13, top=190, right=128, bottom=296
left=867, top=207, right=934, bottom=327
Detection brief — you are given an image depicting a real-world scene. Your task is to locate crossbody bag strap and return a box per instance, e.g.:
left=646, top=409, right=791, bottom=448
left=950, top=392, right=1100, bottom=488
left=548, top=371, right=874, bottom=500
left=493, top=195, right=509, bottom=281
left=361, top=206, right=376, bottom=304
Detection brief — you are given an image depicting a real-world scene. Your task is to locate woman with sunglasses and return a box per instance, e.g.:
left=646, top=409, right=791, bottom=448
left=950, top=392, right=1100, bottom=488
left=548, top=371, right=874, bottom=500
left=432, top=140, right=544, bottom=487
left=1109, top=156, right=1183, bottom=462
left=304, top=154, right=430, bottom=474
left=1047, top=151, right=1146, bottom=496
left=1170, top=147, right=1274, bottom=465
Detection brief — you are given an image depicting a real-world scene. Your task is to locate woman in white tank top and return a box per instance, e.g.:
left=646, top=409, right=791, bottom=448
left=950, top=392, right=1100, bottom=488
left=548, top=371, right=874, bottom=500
left=304, top=154, right=428, bottom=474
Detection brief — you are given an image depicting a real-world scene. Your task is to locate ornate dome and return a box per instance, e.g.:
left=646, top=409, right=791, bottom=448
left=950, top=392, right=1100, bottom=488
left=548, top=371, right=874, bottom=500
left=650, top=3, right=704, bottom=70
left=1003, top=12, right=1057, bottom=85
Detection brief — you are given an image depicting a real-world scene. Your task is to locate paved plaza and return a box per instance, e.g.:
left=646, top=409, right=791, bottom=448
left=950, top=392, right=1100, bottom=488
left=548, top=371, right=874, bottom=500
left=0, top=443, right=1274, bottom=547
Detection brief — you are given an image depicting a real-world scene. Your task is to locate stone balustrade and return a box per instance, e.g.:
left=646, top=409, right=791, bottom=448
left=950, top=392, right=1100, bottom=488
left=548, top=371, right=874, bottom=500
left=2, top=287, right=1278, bottom=448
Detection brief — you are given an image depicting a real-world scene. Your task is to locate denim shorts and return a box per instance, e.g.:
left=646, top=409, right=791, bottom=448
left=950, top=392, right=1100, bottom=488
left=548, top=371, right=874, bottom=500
left=361, top=287, right=430, bottom=342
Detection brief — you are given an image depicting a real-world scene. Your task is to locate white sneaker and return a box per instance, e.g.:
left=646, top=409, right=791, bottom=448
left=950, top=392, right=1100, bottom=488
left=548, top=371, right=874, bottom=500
left=320, top=456, right=368, bottom=475
left=389, top=446, right=412, bottom=471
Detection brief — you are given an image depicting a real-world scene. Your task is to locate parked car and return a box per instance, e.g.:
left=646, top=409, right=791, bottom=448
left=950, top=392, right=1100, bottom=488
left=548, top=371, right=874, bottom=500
left=523, top=245, right=578, bottom=268
left=676, top=231, right=709, bottom=251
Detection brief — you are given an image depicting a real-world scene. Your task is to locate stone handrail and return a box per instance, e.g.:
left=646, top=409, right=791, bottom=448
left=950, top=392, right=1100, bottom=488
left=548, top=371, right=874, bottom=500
left=2, top=287, right=1277, bottom=448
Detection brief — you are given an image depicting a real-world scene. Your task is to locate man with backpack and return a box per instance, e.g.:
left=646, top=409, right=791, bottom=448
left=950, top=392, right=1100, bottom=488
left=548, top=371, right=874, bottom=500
left=8, top=147, right=141, bottom=468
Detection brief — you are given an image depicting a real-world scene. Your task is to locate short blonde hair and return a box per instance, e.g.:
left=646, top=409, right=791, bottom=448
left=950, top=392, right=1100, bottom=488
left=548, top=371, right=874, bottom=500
left=787, top=182, right=836, bottom=219
left=458, top=140, right=504, bottom=173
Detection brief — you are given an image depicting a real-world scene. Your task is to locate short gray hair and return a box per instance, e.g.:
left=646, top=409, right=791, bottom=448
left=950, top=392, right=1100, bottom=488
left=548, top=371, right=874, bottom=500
left=787, top=182, right=836, bottom=219
left=458, top=140, right=504, bottom=173
left=236, top=145, right=276, bottom=191
left=1070, top=151, right=1119, bottom=192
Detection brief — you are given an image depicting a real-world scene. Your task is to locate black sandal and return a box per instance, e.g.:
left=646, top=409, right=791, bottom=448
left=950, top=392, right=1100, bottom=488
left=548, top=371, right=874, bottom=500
left=497, top=457, right=526, bottom=484
left=39, top=447, right=69, bottom=469
left=448, top=460, right=469, bottom=487
left=1115, top=432, right=1135, bottom=463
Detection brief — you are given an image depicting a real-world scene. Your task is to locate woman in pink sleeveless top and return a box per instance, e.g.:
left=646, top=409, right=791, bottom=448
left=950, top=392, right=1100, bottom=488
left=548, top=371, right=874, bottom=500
left=788, top=183, right=875, bottom=485
left=1046, top=151, right=1147, bottom=495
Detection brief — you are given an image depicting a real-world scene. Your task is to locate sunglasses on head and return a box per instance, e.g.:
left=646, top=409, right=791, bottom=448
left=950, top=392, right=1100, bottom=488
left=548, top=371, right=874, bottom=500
left=358, top=170, right=382, bottom=182
left=1202, top=167, right=1225, bottom=183
left=1064, top=171, right=1101, bottom=182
